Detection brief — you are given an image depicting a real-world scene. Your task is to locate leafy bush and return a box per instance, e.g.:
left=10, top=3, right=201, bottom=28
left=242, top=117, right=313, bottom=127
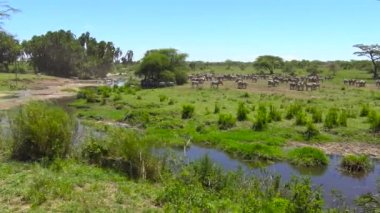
left=286, top=103, right=302, bottom=120
left=309, top=107, right=322, bottom=123
left=268, top=104, right=282, bottom=122
left=10, top=102, right=74, bottom=161
left=159, top=94, right=168, bottom=102
left=77, top=88, right=98, bottom=103
left=368, top=110, right=380, bottom=132
left=287, top=147, right=329, bottom=167
left=340, top=155, right=373, bottom=173
left=218, top=113, right=236, bottom=130
left=338, top=110, right=348, bottom=127
left=214, top=102, right=220, bottom=114
left=324, top=108, right=339, bottom=129
left=182, top=104, right=195, bottom=119
left=112, top=93, right=122, bottom=102
left=252, top=104, right=267, bottom=131
left=174, top=70, right=188, bottom=85
left=295, top=110, right=307, bottom=126
left=360, top=104, right=370, bottom=117
left=237, top=102, right=249, bottom=121
left=304, top=122, right=320, bottom=140
left=168, top=99, right=175, bottom=105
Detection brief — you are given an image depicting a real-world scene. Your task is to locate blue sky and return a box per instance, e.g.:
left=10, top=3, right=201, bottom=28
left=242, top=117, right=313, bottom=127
left=3, top=0, right=380, bottom=61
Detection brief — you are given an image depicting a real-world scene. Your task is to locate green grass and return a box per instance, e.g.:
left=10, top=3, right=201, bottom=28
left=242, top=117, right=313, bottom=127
left=287, top=147, right=329, bottom=167
left=0, top=159, right=160, bottom=212
left=340, top=154, right=374, bottom=173
left=0, top=73, right=53, bottom=92
left=70, top=69, right=380, bottom=163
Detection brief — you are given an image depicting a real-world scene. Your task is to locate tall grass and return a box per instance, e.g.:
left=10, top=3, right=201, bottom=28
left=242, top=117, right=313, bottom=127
left=237, top=102, right=249, bottom=121
left=287, top=147, right=329, bottom=167
left=9, top=102, right=74, bottom=161
left=340, top=154, right=373, bottom=173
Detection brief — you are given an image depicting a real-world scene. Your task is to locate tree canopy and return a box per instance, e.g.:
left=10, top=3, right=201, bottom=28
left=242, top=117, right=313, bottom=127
left=136, top=49, right=188, bottom=85
left=0, top=31, right=20, bottom=72
left=23, top=30, right=121, bottom=78
left=353, top=44, right=380, bottom=79
left=254, top=55, right=284, bottom=74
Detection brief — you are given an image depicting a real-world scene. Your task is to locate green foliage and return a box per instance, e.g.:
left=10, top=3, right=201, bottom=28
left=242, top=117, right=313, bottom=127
left=174, top=70, right=188, bottom=85
left=324, top=108, right=339, bottom=129
left=360, top=104, right=370, bottom=117
left=309, top=107, right=322, bottom=123
left=214, top=102, right=220, bottom=114
left=77, top=88, right=98, bottom=103
left=182, top=104, right=195, bottom=119
left=10, top=102, right=73, bottom=161
left=159, top=94, right=168, bottom=102
left=158, top=156, right=323, bottom=212
left=338, top=110, right=348, bottom=127
left=0, top=31, right=20, bottom=72
left=286, top=102, right=302, bottom=120
left=295, top=110, right=307, bottom=126
left=252, top=104, right=267, bottom=131
left=218, top=113, right=236, bottom=130
left=82, top=129, right=162, bottom=180
left=304, top=122, right=320, bottom=140
left=368, top=110, right=380, bottom=132
left=236, top=102, right=249, bottom=121
left=340, top=155, right=373, bottom=173
left=288, top=147, right=329, bottom=167
left=268, top=104, right=282, bottom=122
left=254, top=55, right=284, bottom=74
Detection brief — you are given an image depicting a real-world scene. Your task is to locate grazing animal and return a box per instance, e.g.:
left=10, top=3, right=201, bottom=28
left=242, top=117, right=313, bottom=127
left=191, top=81, right=199, bottom=88
left=237, top=81, right=248, bottom=89
left=296, top=82, right=305, bottom=91
left=211, top=80, right=223, bottom=88
left=289, top=81, right=297, bottom=90
left=267, top=79, right=279, bottom=87
left=356, top=80, right=366, bottom=87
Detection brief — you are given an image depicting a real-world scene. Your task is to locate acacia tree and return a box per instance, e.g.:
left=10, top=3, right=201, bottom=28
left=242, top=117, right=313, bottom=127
left=136, top=49, right=188, bottom=85
left=0, top=2, right=18, bottom=30
left=354, top=44, right=380, bottom=79
left=254, top=55, right=284, bottom=74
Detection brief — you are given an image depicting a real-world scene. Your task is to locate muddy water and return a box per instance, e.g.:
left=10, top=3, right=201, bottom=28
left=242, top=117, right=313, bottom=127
left=166, top=145, right=380, bottom=208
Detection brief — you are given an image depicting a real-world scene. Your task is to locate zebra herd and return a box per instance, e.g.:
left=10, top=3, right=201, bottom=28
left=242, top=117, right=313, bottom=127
left=343, top=79, right=367, bottom=87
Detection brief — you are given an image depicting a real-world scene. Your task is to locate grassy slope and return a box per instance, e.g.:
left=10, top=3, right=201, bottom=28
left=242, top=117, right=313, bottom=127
left=0, top=159, right=160, bottom=212
left=0, top=73, right=53, bottom=92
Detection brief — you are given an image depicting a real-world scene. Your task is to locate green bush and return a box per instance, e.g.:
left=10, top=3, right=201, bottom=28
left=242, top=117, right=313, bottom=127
left=252, top=104, right=267, bottom=131
left=368, top=110, right=380, bottom=132
left=237, top=102, right=249, bottom=121
left=324, top=108, right=339, bottom=129
left=285, top=103, right=302, bottom=120
left=304, top=122, right=320, bottom=140
left=174, top=70, right=188, bottom=85
left=214, top=102, right=220, bottom=114
left=218, top=113, right=236, bottom=130
left=268, top=105, right=282, bottom=122
left=360, top=104, right=370, bottom=117
left=287, top=147, right=329, bottom=167
left=338, top=110, right=348, bottom=127
left=182, top=104, right=195, bottom=119
left=295, top=110, right=307, bottom=126
left=340, top=154, right=373, bottom=173
left=310, top=107, right=322, bottom=123
left=159, top=94, right=168, bottom=102
left=10, top=102, right=74, bottom=161
left=77, top=88, right=98, bottom=103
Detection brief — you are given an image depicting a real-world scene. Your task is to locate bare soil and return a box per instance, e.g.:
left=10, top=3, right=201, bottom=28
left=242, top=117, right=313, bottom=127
left=0, top=77, right=99, bottom=110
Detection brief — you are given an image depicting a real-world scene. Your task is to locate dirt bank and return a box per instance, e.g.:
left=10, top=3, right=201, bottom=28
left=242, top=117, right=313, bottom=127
left=0, top=78, right=99, bottom=110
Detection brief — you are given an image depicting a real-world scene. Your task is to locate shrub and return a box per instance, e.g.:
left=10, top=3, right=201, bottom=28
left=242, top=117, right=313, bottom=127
left=324, top=108, right=339, bottom=129
left=77, top=88, right=97, bottom=103
left=174, top=70, right=188, bottom=85
left=268, top=105, right=282, bottom=122
left=368, top=110, right=380, bottom=132
left=286, top=103, right=302, bottom=120
left=287, top=147, right=329, bottom=167
left=10, top=102, right=73, bottom=161
left=304, top=122, right=319, bottom=140
left=112, top=93, right=122, bottom=102
left=214, top=102, right=220, bottom=114
left=182, top=104, right=195, bottom=119
left=360, top=104, right=370, bottom=117
left=295, top=110, right=307, bottom=126
left=168, top=99, right=175, bottom=105
left=338, top=110, right=348, bottom=127
left=159, top=94, right=168, bottom=102
left=241, top=92, right=250, bottom=98
left=252, top=104, right=267, bottom=131
left=340, top=155, right=373, bottom=173
left=309, top=107, right=322, bottom=123
left=237, top=102, right=249, bottom=121
left=218, top=113, right=236, bottom=130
